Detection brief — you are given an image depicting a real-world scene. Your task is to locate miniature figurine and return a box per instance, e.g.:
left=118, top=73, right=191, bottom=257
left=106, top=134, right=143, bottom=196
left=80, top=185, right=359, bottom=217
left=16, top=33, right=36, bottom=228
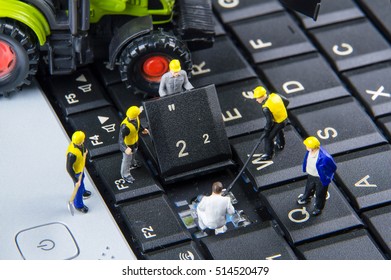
left=197, top=181, right=235, bottom=235
left=253, top=86, right=289, bottom=160
left=66, top=131, right=91, bottom=214
left=158, top=59, right=194, bottom=97
left=297, top=136, right=337, bottom=216
left=119, top=106, right=149, bottom=183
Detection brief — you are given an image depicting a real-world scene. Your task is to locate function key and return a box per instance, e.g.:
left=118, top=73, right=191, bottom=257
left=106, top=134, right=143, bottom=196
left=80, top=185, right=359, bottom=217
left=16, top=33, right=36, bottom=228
left=42, top=68, right=110, bottom=116
left=119, top=194, right=191, bottom=252
left=335, top=145, right=391, bottom=211
left=67, top=106, right=121, bottom=158
left=297, top=229, right=386, bottom=259
left=309, top=19, right=391, bottom=72
left=92, top=153, right=163, bottom=204
left=143, top=241, right=204, bottom=260
left=229, top=12, right=315, bottom=64
left=212, top=0, right=283, bottom=23
left=258, top=53, right=350, bottom=109
left=343, top=62, right=391, bottom=118
left=290, top=97, right=387, bottom=155
left=200, top=222, right=297, bottom=259
left=297, top=0, right=364, bottom=29
left=259, top=180, right=363, bottom=244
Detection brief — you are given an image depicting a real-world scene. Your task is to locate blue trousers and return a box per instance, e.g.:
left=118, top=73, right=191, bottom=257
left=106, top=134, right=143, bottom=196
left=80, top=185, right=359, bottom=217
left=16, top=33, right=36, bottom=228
left=74, top=173, right=85, bottom=209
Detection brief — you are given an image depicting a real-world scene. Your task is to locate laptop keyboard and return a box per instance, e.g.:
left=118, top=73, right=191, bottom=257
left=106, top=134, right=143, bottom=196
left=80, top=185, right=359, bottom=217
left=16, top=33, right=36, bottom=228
left=2, top=0, right=391, bottom=260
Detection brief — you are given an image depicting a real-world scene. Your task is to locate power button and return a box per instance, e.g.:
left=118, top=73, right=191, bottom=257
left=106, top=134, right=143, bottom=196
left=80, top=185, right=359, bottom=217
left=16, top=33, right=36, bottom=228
left=15, top=222, right=79, bottom=260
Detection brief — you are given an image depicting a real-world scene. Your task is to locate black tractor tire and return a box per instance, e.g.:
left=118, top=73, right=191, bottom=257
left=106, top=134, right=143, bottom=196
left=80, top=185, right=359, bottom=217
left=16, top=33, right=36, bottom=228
left=0, top=20, right=39, bottom=97
left=118, top=31, right=192, bottom=96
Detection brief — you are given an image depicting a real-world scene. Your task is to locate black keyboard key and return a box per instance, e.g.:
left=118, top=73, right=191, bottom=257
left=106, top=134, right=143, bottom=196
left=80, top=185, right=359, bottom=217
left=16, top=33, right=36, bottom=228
left=143, top=241, right=205, bottom=260
left=229, top=12, right=315, bottom=64
left=362, top=205, right=391, bottom=256
left=297, top=0, right=364, bottom=29
left=335, top=145, right=391, bottom=211
left=106, top=82, right=146, bottom=116
left=310, top=19, right=391, bottom=72
left=378, top=115, right=391, bottom=141
left=92, top=153, right=163, bottom=204
left=142, top=85, right=233, bottom=183
left=343, top=62, right=391, bottom=118
left=258, top=53, right=350, bottom=109
left=260, top=180, right=363, bottom=244
left=44, top=68, right=110, bottom=116
left=119, top=194, right=191, bottom=252
left=230, top=126, right=306, bottom=190
left=290, top=97, right=387, bottom=155
left=213, top=15, right=226, bottom=37
left=212, top=0, right=283, bottom=23
left=200, top=222, right=297, bottom=260
left=216, top=78, right=266, bottom=138
left=357, top=0, right=391, bottom=41
left=93, top=60, right=122, bottom=87
left=67, top=106, right=121, bottom=158
left=297, top=229, right=386, bottom=259
left=190, top=36, right=256, bottom=87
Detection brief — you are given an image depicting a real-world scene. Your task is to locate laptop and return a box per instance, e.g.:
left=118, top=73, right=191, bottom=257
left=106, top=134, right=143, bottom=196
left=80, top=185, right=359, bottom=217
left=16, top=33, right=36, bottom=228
left=1, top=0, right=391, bottom=260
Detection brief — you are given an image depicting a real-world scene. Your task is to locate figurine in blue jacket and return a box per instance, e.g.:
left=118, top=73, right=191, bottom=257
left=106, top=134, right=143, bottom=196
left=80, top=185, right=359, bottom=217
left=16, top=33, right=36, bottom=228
left=297, top=136, right=337, bottom=216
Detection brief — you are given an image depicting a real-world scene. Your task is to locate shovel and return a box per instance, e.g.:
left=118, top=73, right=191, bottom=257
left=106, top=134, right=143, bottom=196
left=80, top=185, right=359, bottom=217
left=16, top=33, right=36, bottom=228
left=223, top=134, right=265, bottom=196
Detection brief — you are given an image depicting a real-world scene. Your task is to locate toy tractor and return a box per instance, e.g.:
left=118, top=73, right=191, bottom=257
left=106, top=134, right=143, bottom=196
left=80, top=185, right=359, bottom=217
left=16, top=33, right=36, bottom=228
left=0, top=0, right=321, bottom=97
left=0, top=0, right=214, bottom=96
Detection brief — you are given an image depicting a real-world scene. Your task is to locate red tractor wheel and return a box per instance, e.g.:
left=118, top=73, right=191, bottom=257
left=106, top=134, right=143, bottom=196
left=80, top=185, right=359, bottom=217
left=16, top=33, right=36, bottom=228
left=0, top=20, right=39, bottom=96
left=0, top=40, right=17, bottom=79
left=119, top=31, right=192, bottom=96
left=141, top=55, right=170, bottom=83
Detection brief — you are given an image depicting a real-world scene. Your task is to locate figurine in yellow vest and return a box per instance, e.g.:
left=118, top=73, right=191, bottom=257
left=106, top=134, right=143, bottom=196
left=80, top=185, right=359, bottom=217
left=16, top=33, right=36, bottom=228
left=253, top=86, right=289, bottom=160
left=66, top=131, right=91, bottom=213
left=119, top=106, right=149, bottom=183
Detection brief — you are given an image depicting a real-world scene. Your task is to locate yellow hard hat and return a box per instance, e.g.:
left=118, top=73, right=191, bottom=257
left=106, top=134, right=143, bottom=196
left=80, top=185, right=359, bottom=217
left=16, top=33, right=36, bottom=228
left=169, top=59, right=181, bottom=72
left=72, top=131, right=85, bottom=145
left=303, top=136, right=320, bottom=149
left=126, top=106, right=141, bottom=119
left=253, top=86, right=267, bottom=99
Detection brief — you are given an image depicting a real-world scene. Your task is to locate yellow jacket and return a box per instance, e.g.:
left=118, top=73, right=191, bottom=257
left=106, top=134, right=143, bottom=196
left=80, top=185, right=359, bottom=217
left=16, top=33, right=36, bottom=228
left=262, top=93, right=288, bottom=123
left=66, top=144, right=86, bottom=174
left=121, top=117, right=140, bottom=146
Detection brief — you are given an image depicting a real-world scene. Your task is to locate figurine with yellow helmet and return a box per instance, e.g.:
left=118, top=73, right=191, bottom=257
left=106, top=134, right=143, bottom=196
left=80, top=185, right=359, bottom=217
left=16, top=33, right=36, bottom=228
left=253, top=86, right=289, bottom=160
left=158, top=59, right=194, bottom=97
left=119, top=106, right=149, bottom=183
left=66, top=130, right=91, bottom=213
left=297, top=136, right=337, bottom=216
